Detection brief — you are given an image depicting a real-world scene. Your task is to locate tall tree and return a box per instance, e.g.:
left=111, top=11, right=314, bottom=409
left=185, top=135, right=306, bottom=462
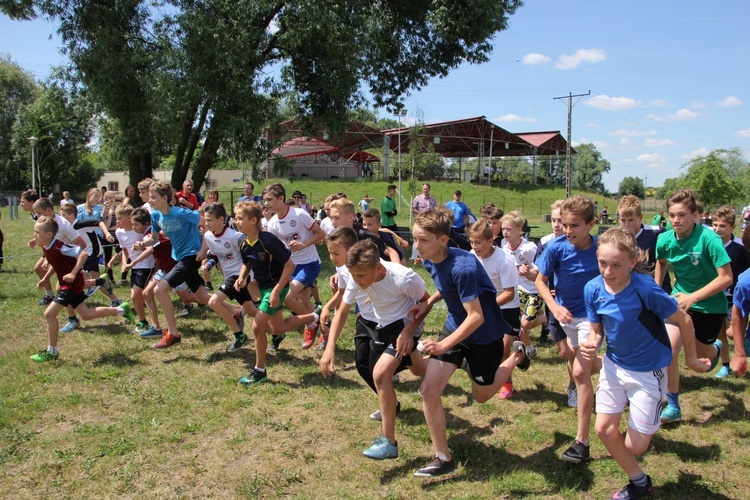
left=573, top=143, right=610, bottom=194
left=0, top=55, right=38, bottom=190
left=618, top=176, right=645, bottom=199
left=683, top=151, right=742, bottom=207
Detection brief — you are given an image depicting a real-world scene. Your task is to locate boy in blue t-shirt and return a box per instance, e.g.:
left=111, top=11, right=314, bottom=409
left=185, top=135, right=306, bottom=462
left=136, top=180, right=211, bottom=349
left=535, top=195, right=601, bottom=464
left=582, top=227, right=710, bottom=499
left=731, top=269, right=750, bottom=377
left=408, top=208, right=530, bottom=478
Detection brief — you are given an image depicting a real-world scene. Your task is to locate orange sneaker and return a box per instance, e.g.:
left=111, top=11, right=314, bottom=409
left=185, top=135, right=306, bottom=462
left=301, top=323, right=319, bottom=349
left=154, top=331, right=181, bottom=349
left=498, top=381, right=514, bottom=399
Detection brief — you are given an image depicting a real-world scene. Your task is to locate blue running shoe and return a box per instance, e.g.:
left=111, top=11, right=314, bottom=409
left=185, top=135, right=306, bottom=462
left=110, top=299, right=122, bottom=307
left=139, top=325, right=163, bottom=338
left=38, top=295, right=53, bottom=306
left=715, top=365, right=733, bottom=378
left=362, top=435, right=398, bottom=460
left=86, top=286, right=100, bottom=297
left=660, top=404, right=682, bottom=423
left=60, top=318, right=80, bottom=333
left=710, top=340, right=723, bottom=371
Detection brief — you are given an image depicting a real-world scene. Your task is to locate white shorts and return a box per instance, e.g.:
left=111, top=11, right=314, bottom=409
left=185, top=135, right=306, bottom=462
left=560, top=317, right=595, bottom=349
left=154, top=269, right=189, bottom=292
left=596, top=356, right=667, bottom=435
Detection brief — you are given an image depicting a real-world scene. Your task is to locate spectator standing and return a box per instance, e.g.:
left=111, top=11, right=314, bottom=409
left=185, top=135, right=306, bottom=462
left=381, top=185, right=398, bottom=232
left=175, top=180, right=199, bottom=210
left=238, top=182, right=262, bottom=203
left=444, top=190, right=470, bottom=233
left=410, top=183, right=437, bottom=259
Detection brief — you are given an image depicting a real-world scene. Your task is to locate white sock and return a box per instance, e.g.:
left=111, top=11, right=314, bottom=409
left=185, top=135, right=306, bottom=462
left=48, top=346, right=59, bottom=355
left=255, top=366, right=266, bottom=373
left=116, top=306, right=124, bottom=315
left=313, top=312, right=320, bottom=323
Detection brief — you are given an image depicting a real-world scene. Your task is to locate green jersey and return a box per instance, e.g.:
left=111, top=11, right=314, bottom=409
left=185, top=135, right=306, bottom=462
left=655, top=223, right=731, bottom=314
left=381, top=196, right=396, bottom=227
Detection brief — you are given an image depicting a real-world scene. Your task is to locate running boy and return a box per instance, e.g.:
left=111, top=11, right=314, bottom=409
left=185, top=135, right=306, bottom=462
left=115, top=205, right=155, bottom=334
left=655, top=189, right=731, bottom=422
left=730, top=269, right=750, bottom=377
left=408, top=208, right=530, bottom=477
left=710, top=205, right=750, bottom=378
left=262, top=183, right=326, bottom=349
left=135, top=180, right=209, bottom=348
left=234, top=201, right=319, bottom=384
left=30, top=216, right=134, bottom=362
left=535, top=195, right=601, bottom=463
left=468, top=219, right=522, bottom=399
left=319, top=239, right=429, bottom=460
left=581, top=227, right=710, bottom=499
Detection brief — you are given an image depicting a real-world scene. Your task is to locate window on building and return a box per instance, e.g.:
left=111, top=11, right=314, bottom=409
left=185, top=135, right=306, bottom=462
left=108, top=181, right=119, bottom=192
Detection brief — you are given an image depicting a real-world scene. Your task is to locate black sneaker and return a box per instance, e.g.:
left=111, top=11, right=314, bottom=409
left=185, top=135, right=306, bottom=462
left=227, top=333, right=247, bottom=352
left=561, top=440, right=590, bottom=463
left=414, top=456, right=456, bottom=478
left=269, top=333, right=286, bottom=352
left=511, top=341, right=531, bottom=372
left=611, top=475, right=653, bottom=499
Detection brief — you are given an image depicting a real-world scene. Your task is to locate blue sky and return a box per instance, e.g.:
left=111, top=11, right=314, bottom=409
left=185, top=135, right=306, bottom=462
left=2, top=1, right=749, bottom=192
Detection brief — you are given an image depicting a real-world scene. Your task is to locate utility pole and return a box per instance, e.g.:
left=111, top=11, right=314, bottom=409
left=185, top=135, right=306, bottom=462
left=643, top=174, right=649, bottom=199
left=554, top=91, right=590, bottom=198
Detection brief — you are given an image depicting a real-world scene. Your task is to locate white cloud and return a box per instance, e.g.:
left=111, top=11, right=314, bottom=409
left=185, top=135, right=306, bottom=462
left=496, top=113, right=537, bottom=123
left=648, top=99, right=668, bottom=107
left=669, top=109, right=700, bottom=121
left=611, top=129, right=657, bottom=137
left=637, top=153, right=667, bottom=163
left=718, top=96, right=741, bottom=107
left=735, top=129, right=750, bottom=138
left=644, top=138, right=677, bottom=147
left=521, top=53, right=551, bottom=65
left=648, top=109, right=700, bottom=122
left=682, top=148, right=710, bottom=160
left=555, top=48, right=606, bottom=69
left=587, top=95, right=642, bottom=111
left=619, top=138, right=632, bottom=146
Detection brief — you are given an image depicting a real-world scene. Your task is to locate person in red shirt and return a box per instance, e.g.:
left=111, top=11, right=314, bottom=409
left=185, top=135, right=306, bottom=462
left=175, top=180, right=199, bottom=210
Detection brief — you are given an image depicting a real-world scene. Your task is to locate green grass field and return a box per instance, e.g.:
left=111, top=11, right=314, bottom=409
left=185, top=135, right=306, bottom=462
left=1, top=184, right=748, bottom=499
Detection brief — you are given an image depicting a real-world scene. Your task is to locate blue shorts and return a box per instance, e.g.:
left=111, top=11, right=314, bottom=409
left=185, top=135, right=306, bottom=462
left=292, top=261, right=321, bottom=288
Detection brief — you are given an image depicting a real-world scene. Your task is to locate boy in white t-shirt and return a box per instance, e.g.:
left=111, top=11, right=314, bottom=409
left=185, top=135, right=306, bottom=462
left=468, top=219, right=522, bottom=398
left=115, top=205, right=155, bottom=333
left=320, top=239, right=429, bottom=460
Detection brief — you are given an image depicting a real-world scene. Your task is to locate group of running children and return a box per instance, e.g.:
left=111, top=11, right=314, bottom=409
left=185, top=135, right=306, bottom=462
left=19, top=180, right=750, bottom=498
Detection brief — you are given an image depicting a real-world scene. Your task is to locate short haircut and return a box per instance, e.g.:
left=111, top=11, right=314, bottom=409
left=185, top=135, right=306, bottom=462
left=422, top=183, right=431, bottom=189
left=712, top=205, right=736, bottom=225
left=208, top=189, right=219, bottom=199
left=483, top=205, right=503, bottom=220
left=666, top=188, right=697, bottom=213
left=501, top=211, right=525, bottom=228
left=324, top=193, right=342, bottom=205
left=59, top=204, right=77, bottom=216
left=235, top=200, right=263, bottom=226
left=362, top=208, right=381, bottom=220
left=346, top=239, right=380, bottom=269
left=550, top=199, right=564, bottom=212
left=695, top=200, right=704, bottom=214
left=387, top=184, right=397, bottom=191
left=131, top=207, right=150, bottom=226
left=33, top=198, right=54, bottom=213
left=137, top=178, right=153, bottom=190
left=617, top=195, right=642, bottom=217
left=454, top=189, right=462, bottom=196
left=245, top=182, right=254, bottom=189
left=150, top=180, right=173, bottom=203
left=62, top=191, right=70, bottom=197
left=561, top=195, right=596, bottom=223
left=35, top=215, right=58, bottom=235
left=115, top=205, right=134, bottom=217
left=329, top=198, right=355, bottom=215
left=414, top=208, right=452, bottom=237
left=263, top=182, right=286, bottom=200
left=326, top=226, right=358, bottom=250
left=467, top=218, right=494, bottom=240
left=202, top=201, right=227, bottom=221
left=21, top=189, right=39, bottom=203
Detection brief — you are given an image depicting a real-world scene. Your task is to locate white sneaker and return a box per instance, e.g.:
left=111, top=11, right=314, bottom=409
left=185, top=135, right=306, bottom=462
left=567, top=388, right=578, bottom=408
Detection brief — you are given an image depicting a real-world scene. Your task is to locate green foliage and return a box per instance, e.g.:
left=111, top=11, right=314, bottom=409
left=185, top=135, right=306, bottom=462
left=573, top=143, right=610, bottom=194
left=618, top=176, right=645, bottom=198
left=0, top=55, right=38, bottom=190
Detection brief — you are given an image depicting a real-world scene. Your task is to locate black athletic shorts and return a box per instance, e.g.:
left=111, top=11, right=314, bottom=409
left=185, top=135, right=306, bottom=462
left=218, top=275, right=253, bottom=304
left=501, top=307, right=521, bottom=336
left=165, top=255, right=204, bottom=293
left=53, top=289, right=87, bottom=308
left=130, top=267, right=154, bottom=290
left=689, top=310, right=725, bottom=345
left=433, top=326, right=503, bottom=386
left=548, top=314, right=568, bottom=344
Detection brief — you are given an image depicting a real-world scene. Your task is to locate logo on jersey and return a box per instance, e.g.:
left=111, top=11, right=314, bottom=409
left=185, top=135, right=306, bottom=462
left=689, top=252, right=701, bottom=266
left=290, top=220, right=297, bottom=228
left=257, top=253, right=267, bottom=262
left=224, top=242, right=231, bottom=249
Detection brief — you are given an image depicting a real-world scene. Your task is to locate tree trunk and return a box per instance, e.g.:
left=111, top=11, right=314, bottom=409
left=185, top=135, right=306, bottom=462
left=128, top=150, right=153, bottom=203
left=171, top=99, right=211, bottom=189
left=191, top=122, right=222, bottom=192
